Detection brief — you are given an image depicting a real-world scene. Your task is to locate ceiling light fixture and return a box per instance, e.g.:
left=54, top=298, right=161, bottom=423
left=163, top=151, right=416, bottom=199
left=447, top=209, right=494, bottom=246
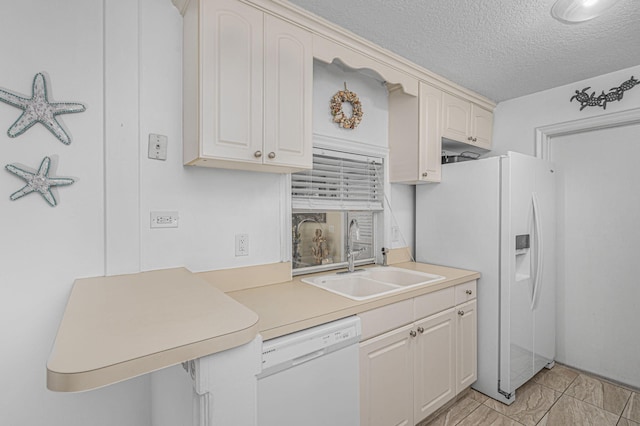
left=551, top=0, right=622, bottom=23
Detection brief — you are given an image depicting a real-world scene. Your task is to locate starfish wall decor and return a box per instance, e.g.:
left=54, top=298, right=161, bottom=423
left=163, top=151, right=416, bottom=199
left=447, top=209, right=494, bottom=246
left=5, top=156, right=75, bottom=207
left=0, top=73, right=86, bottom=144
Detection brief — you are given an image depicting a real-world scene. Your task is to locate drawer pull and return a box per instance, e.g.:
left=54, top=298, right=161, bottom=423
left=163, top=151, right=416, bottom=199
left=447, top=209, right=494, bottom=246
left=417, top=327, right=424, bottom=334
left=458, top=310, right=465, bottom=316
left=465, top=289, right=473, bottom=295
left=409, top=330, right=417, bottom=337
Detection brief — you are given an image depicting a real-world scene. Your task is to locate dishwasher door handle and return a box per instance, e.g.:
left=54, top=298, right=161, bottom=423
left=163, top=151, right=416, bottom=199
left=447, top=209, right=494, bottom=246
left=292, top=349, right=327, bottom=366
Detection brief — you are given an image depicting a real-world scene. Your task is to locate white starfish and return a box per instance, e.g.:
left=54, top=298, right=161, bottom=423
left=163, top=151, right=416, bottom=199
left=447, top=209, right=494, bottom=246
left=5, top=157, right=75, bottom=207
left=0, top=73, right=85, bottom=144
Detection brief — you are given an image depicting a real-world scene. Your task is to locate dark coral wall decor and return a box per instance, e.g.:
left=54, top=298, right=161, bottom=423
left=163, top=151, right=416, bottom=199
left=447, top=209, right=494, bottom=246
left=570, top=76, right=639, bottom=111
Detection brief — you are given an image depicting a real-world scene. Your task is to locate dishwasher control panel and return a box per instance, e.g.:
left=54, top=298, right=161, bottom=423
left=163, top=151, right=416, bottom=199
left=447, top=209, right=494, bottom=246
left=259, top=316, right=361, bottom=377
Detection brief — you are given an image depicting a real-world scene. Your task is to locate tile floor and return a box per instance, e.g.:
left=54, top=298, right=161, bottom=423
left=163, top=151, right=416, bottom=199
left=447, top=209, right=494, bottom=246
left=421, top=364, right=640, bottom=426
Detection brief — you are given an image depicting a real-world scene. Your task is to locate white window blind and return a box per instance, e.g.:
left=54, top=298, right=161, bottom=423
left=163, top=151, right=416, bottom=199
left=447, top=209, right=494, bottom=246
left=292, top=148, right=384, bottom=210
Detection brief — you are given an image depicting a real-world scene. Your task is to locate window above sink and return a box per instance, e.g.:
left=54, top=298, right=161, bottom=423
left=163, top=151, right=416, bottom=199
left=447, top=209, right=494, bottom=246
left=291, top=147, right=384, bottom=275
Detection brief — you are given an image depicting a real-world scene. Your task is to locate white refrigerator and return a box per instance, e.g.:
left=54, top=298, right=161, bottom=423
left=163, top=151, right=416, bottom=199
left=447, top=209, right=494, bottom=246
left=415, top=151, right=556, bottom=405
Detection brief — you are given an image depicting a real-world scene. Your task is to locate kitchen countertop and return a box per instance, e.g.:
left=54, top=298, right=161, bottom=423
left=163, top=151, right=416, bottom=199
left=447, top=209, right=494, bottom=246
left=221, top=262, right=480, bottom=340
left=47, top=261, right=479, bottom=392
left=46, top=268, right=259, bottom=392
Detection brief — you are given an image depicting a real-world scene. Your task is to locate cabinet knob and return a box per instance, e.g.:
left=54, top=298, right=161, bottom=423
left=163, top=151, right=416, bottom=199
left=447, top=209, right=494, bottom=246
left=422, top=172, right=428, bottom=177
left=472, top=137, right=478, bottom=142
left=409, top=330, right=417, bottom=337
left=465, top=289, right=473, bottom=295
left=268, top=152, right=276, bottom=159
left=417, top=327, right=424, bottom=334
left=254, top=151, right=262, bottom=158
left=467, top=136, right=473, bottom=141
left=458, top=310, right=465, bottom=316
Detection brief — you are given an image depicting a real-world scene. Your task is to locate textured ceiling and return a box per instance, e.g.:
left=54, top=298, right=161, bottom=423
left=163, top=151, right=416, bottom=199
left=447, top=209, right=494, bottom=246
left=287, top=0, right=640, bottom=102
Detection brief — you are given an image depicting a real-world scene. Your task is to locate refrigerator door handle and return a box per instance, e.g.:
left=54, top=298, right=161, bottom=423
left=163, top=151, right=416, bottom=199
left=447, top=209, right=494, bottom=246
left=531, top=192, right=544, bottom=310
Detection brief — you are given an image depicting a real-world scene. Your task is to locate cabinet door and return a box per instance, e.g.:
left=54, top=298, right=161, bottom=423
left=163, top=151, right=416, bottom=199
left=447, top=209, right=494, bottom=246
left=360, top=324, right=414, bottom=426
left=201, top=0, right=263, bottom=162
left=263, top=15, right=313, bottom=170
left=414, top=308, right=456, bottom=422
left=456, top=299, right=477, bottom=393
left=441, top=92, right=470, bottom=143
left=471, top=105, right=493, bottom=150
left=418, top=82, right=442, bottom=183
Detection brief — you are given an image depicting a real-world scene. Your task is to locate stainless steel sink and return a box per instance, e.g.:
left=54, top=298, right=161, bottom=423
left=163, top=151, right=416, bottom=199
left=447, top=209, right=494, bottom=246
left=301, top=267, right=445, bottom=301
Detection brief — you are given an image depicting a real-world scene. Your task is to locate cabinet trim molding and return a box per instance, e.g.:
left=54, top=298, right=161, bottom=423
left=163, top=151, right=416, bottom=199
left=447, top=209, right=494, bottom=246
left=172, top=0, right=496, bottom=109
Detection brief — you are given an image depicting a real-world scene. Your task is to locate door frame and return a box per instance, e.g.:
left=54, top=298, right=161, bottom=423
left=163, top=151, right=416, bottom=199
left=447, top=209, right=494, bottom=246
left=535, top=107, right=640, bottom=160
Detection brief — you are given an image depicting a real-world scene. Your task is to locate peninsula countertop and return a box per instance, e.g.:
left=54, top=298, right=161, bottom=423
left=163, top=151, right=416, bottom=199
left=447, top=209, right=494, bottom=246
left=46, top=268, right=259, bottom=392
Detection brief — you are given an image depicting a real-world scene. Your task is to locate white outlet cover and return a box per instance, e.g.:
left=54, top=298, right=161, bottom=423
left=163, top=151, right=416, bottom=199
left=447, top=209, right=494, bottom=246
left=151, top=211, right=179, bottom=228
left=148, top=134, right=168, bottom=161
left=235, top=233, right=249, bottom=256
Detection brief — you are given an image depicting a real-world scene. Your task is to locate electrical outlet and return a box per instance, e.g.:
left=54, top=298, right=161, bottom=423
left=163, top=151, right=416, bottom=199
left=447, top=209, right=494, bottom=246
left=148, top=134, right=168, bottom=160
left=235, top=233, right=249, bottom=256
left=150, top=211, right=179, bottom=228
left=392, top=226, right=401, bottom=243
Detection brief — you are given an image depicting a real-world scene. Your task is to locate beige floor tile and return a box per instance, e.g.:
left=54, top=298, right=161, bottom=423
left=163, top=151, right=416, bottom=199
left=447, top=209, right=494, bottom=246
left=425, top=396, right=480, bottom=426
left=468, top=388, right=490, bottom=404
left=618, top=418, right=640, bottom=426
left=536, top=413, right=549, bottom=426
left=532, top=364, right=579, bottom=392
left=565, top=374, right=632, bottom=415
left=457, top=404, right=524, bottom=426
left=483, top=381, right=560, bottom=426
left=623, top=392, right=640, bottom=423
left=545, top=395, right=619, bottom=426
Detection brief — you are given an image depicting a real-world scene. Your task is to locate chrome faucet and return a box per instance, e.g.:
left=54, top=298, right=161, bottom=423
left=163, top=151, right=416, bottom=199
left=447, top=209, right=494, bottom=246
left=381, top=247, right=389, bottom=267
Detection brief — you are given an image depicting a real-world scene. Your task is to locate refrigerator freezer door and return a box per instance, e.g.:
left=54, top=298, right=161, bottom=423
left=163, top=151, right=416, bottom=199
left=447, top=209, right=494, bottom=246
left=499, top=152, right=556, bottom=396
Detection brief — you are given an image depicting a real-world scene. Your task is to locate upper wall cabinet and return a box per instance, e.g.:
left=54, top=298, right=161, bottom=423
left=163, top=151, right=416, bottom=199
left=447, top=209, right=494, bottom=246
left=442, top=92, right=493, bottom=151
left=181, top=0, right=313, bottom=173
left=389, top=82, right=443, bottom=184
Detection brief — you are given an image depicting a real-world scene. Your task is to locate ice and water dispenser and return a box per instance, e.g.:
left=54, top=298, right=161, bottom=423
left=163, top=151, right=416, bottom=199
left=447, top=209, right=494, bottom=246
left=515, top=234, right=531, bottom=281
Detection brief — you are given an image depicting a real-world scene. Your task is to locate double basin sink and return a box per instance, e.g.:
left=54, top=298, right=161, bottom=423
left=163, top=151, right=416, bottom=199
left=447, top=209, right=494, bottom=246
left=301, top=266, right=445, bottom=301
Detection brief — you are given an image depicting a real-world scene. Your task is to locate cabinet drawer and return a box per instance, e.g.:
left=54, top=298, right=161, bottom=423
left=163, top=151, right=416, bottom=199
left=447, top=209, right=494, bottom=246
left=359, top=299, right=413, bottom=341
left=455, top=280, right=477, bottom=305
left=413, top=287, right=455, bottom=320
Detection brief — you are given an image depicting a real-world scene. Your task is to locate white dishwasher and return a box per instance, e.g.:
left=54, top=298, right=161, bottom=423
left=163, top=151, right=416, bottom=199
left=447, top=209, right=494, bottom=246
left=257, top=316, right=362, bottom=426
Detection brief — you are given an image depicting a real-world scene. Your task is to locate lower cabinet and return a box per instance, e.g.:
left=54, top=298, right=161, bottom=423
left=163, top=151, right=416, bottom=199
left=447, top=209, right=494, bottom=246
left=359, top=281, right=477, bottom=426
left=360, top=324, right=415, bottom=426
left=456, top=299, right=477, bottom=394
left=414, top=308, right=457, bottom=422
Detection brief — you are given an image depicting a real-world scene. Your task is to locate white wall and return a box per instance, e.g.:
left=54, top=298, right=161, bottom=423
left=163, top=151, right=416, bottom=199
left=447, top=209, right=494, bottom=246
left=493, top=65, right=640, bottom=156
left=0, top=0, right=150, bottom=425
left=0, top=1, right=415, bottom=424
left=312, top=60, right=415, bottom=253
left=137, top=0, right=285, bottom=273
left=493, top=64, right=640, bottom=387
left=312, top=60, right=389, bottom=148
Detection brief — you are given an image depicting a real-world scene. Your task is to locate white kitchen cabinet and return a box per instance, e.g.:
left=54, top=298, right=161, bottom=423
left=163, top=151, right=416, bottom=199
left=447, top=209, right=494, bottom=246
left=360, top=323, right=415, bottom=426
left=456, top=299, right=477, bottom=393
left=413, top=308, right=456, bottom=422
left=359, top=281, right=477, bottom=426
left=181, top=0, right=312, bottom=173
left=442, top=92, right=493, bottom=151
left=389, top=82, right=443, bottom=184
